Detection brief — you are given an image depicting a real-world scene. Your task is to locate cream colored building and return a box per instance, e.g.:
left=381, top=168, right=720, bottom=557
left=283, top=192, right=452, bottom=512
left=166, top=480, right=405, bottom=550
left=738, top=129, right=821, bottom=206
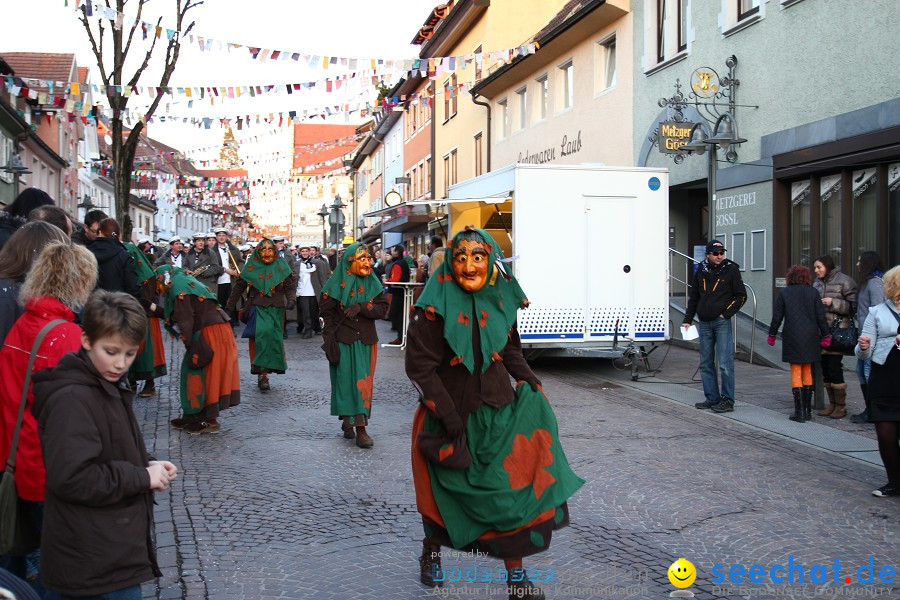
left=473, top=0, right=633, bottom=171
left=416, top=0, right=573, bottom=203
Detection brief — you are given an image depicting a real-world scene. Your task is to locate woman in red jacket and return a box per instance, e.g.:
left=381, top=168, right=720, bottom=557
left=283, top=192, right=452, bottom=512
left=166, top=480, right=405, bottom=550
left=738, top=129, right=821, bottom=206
left=0, top=241, right=97, bottom=583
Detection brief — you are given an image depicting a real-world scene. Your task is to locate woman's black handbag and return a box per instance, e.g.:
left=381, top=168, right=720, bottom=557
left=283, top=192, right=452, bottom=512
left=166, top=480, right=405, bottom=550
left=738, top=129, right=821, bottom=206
left=828, top=316, right=859, bottom=356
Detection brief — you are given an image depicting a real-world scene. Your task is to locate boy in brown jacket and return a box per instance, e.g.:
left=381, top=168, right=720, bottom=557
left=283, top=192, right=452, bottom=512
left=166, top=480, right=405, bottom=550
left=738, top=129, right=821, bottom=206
left=32, top=291, right=177, bottom=598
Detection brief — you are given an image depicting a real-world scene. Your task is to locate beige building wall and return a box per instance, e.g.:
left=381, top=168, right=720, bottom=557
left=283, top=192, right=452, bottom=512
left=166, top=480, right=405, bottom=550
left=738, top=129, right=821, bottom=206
left=491, top=10, right=634, bottom=170
left=433, top=0, right=570, bottom=200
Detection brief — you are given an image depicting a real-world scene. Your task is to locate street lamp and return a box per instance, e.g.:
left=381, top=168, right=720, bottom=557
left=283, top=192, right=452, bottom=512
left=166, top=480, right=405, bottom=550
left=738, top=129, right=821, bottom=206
left=2, top=151, right=32, bottom=194
left=329, top=195, right=347, bottom=246
left=657, top=56, right=755, bottom=240
left=317, top=203, right=329, bottom=248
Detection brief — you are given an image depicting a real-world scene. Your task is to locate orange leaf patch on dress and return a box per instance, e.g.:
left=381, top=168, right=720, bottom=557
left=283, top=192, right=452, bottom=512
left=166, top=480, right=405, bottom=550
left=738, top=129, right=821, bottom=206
left=491, top=351, right=503, bottom=363
left=503, top=429, right=555, bottom=500
left=356, top=373, right=374, bottom=410
left=438, top=273, right=453, bottom=283
left=479, top=309, right=489, bottom=328
left=439, top=443, right=455, bottom=462
left=457, top=312, right=469, bottom=327
left=450, top=355, right=464, bottom=366
left=425, top=306, right=437, bottom=321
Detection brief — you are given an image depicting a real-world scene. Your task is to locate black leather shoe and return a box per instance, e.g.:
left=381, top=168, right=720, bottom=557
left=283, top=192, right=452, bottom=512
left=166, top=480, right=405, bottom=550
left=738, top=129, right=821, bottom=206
left=419, top=541, right=443, bottom=587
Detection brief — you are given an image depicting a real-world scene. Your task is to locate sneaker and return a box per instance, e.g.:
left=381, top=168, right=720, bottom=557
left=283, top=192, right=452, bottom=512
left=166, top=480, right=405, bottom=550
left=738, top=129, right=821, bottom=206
left=872, top=484, right=898, bottom=498
left=695, top=399, right=719, bottom=409
left=711, top=398, right=735, bottom=413
left=185, top=420, right=220, bottom=435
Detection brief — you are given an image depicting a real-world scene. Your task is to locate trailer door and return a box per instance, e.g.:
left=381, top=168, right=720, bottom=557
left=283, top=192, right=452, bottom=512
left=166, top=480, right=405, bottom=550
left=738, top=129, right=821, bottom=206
left=584, top=196, right=635, bottom=341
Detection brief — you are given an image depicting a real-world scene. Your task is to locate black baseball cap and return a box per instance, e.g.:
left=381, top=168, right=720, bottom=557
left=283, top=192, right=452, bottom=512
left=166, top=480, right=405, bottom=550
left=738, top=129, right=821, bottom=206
left=706, top=240, right=726, bottom=254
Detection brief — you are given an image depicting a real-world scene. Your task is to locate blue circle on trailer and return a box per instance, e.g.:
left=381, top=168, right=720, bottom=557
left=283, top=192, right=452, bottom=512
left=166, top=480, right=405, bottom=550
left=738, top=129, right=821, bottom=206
left=648, top=177, right=661, bottom=191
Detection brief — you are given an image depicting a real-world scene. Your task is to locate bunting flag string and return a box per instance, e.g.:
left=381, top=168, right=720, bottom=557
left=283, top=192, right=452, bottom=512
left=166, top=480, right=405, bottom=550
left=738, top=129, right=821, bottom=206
left=69, top=0, right=538, bottom=83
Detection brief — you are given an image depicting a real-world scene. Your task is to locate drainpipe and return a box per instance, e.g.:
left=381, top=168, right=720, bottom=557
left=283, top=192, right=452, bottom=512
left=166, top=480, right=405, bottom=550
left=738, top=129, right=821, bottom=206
left=429, top=82, right=436, bottom=200
left=470, top=92, right=491, bottom=172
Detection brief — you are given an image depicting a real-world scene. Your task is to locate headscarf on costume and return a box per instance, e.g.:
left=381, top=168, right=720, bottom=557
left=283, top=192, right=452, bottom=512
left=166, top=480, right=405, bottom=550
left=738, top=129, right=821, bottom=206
left=124, top=242, right=156, bottom=284
left=156, top=264, right=218, bottom=335
left=239, top=238, right=292, bottom=296
left=320, top=242, right=384, bottom=308
left=415, top=227, right=527, bottom=373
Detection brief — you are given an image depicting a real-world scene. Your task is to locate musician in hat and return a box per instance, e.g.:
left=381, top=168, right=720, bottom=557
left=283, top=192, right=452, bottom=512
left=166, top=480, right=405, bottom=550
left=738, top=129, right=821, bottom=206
left=212, top=227, right=244, bottom=325
left=153, top=236, right=186, bottom=269
left=184, top=232, right=223, bottom=295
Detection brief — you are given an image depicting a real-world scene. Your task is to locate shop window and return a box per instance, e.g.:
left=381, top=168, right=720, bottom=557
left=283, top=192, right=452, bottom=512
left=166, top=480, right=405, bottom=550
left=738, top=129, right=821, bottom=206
left=852, top=168, right=877, bottom=261
left=731, top=232, right=746, bottom=270
left=820, top=174, right=843, bottom=269
left=751, top=230, right=766, bottom=271
left=791, top=180, right=812, bottom=267
left=889, top=162, right=900, bottom=266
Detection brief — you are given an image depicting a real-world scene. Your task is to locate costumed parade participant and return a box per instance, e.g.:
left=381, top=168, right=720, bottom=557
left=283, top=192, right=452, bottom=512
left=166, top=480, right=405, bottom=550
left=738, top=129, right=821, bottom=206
left=405, top=227, right=584, bottom=600
left=319, top=243, right=389, bottom=448
left=157, top=265, right=240, bottom=434
left=226, top=239, right=296, bottom=391
left=125, top=242, right=167, bottom=398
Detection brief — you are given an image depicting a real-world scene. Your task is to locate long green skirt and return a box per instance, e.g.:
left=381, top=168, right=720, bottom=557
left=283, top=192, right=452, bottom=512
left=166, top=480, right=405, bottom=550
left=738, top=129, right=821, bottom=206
left=329, top=340, right=377, bottom=426
left=421, top=382, right=584, bottom=556
left=249, top=305, right=287, bottom=374
left=129, top=316, right=166, bottom=381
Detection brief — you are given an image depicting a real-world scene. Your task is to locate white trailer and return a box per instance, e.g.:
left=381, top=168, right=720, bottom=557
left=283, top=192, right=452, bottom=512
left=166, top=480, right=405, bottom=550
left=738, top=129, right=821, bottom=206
left=423, top=164, right=669, bottom=372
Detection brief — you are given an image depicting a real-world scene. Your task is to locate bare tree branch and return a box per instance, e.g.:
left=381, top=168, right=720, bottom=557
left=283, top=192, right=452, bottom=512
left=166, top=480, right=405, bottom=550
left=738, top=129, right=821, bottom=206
left=79, top=7, right=109, bottom=85
left=125, top=15, right=163, bottom=89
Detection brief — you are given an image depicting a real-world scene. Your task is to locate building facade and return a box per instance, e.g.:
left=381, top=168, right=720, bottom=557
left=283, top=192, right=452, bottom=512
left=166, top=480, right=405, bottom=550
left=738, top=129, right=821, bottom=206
left=633, top=0, right=900, bottom=323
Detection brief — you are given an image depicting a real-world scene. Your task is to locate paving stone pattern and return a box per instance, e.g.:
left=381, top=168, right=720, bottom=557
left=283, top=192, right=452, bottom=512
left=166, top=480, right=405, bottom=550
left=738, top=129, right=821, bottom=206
left=133, top=322, right=899, bottom=600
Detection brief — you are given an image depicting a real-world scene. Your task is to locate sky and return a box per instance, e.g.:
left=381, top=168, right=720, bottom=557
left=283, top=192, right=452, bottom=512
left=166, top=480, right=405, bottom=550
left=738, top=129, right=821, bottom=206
left=2, top=0, right=443, bottom=158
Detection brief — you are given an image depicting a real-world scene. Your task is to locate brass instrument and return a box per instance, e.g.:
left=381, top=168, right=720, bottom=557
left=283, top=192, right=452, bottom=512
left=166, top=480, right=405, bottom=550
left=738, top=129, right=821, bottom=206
left=185, top=264, right=210, bottom=277
left=226, top=246, right=242, bottom=275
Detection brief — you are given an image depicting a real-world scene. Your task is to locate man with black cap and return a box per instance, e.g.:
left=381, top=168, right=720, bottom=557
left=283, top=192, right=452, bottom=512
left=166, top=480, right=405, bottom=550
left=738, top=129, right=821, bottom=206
left=682, top=240, right=747, bottom=413
left=213, top=227, right=244, bottom=323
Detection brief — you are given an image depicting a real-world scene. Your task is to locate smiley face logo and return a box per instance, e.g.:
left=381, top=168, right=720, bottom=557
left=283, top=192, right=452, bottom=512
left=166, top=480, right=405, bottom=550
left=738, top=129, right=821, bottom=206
left=668, top=558, right=696, bottom=588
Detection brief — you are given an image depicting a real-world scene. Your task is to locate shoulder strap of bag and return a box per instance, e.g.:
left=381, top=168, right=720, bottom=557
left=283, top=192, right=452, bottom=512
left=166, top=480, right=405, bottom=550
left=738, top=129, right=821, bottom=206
left=5, top=319, right=67, bottom=473
left=886, top=300, right=900, bottom=333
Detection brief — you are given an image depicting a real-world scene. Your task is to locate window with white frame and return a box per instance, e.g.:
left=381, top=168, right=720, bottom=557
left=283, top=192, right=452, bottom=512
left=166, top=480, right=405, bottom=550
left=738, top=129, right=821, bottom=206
left=646, top=0, right=689, bottom=69
left=450, top=149, right=457, bottom=187
left=516, top=86, right=527, bottom=130
left=443, top=156, right=450, bottom=198
left=536, top=74, right=549, bottom=120
left=474, top=133, right=483, bottom=177
left=474, top=44, right=483, bottom=84
left=559, top=60, right=574, bottom=110
left=0, top=134, right=12, bottom=184
left=498, top=98, right=509, bottom=138
left=751, top=229, right=766, bottom=271
left=723, top=0, right=763, bottom=33
left=738, top=0, right=760, bottom=20
left=598, top=35, right=617, bottom=91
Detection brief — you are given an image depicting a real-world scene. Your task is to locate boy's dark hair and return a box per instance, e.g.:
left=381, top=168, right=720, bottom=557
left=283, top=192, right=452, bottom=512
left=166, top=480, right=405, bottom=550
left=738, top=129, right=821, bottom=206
left=6, top=187, right=54, bottom=217
left=84, top=209, right=109, bottom=228
left=81, top=290, right=147, bottom=346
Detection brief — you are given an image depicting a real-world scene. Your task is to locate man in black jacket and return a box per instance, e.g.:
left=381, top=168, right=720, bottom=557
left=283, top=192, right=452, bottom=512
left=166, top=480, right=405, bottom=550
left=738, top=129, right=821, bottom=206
left=682, top=240, right=747, bottom=413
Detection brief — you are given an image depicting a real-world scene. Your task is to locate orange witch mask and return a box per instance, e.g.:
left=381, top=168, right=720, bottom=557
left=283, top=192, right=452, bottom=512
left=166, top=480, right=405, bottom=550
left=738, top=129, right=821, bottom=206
left=451, top=240, right=490, bottom=293
left=348, top=246, right=374, bottom=277
left=258, top=241, right=276, bottom=265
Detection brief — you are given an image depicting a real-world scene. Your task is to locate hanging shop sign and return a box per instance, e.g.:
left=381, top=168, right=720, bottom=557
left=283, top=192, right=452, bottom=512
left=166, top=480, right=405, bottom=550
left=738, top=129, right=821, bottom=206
left=658, top=121, right=696, bottom=154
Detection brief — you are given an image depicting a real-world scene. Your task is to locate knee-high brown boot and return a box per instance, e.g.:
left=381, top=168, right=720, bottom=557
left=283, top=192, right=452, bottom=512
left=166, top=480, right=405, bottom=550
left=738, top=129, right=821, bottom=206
left=819, top=383, right=836, bottom=416
left=829, top=383, right=848, bottom=419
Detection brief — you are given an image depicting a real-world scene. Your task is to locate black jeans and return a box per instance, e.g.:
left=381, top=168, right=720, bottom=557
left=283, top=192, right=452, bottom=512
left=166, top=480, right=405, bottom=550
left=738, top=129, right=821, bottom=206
left=298, top=296, right=316, bottom=334
left=821, top=354, right=845, bottom=384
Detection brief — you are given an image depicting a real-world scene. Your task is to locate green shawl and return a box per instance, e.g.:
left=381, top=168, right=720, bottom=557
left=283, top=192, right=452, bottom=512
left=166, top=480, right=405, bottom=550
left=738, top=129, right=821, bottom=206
left=415, top=228, right=527, bottom=373
left=320, top=242, right=384, bottom=307
left=240, top=238, right=292, bottom=296
left=124, top=242, right=156, bottom=284
left=156, top=264, right=218, bottom=336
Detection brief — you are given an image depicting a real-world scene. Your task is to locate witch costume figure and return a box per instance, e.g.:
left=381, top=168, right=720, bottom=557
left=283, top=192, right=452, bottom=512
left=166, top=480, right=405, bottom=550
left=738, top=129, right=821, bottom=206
left=157, top=265, right=241, bottom=434
left=226, top=238, right=297, bottom=391
left=319, top=243, right=389, bottom=448
left=405, top=227, right=583, bottom=600
left=124, top=241, right=167, bottom=397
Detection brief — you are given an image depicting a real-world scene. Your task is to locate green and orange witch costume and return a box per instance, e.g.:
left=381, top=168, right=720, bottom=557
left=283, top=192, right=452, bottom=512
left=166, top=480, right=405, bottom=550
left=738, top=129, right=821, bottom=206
left=319, top=242, right=389, bottom=446
left=125, top=242, right=166, bottom=390
left=405, top=228, right=583, bottom=596
left=225, top=239, right=297, bottom=387
left=158, top=265, right=240, bottom=433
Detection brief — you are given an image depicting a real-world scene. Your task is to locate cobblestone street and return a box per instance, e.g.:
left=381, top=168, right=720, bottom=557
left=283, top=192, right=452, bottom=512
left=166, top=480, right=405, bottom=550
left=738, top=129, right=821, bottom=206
left=135, top=321, right=899, bottom=600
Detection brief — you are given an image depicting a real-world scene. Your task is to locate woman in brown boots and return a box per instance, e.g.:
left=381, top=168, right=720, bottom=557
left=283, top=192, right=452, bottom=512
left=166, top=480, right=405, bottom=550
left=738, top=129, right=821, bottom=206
left=813, top=255, right=858, bottom=418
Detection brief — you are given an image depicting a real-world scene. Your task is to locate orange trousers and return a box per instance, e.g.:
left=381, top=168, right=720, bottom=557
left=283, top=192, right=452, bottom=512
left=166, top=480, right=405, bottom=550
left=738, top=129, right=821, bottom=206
left=790, top=363, right=813, bottom=388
